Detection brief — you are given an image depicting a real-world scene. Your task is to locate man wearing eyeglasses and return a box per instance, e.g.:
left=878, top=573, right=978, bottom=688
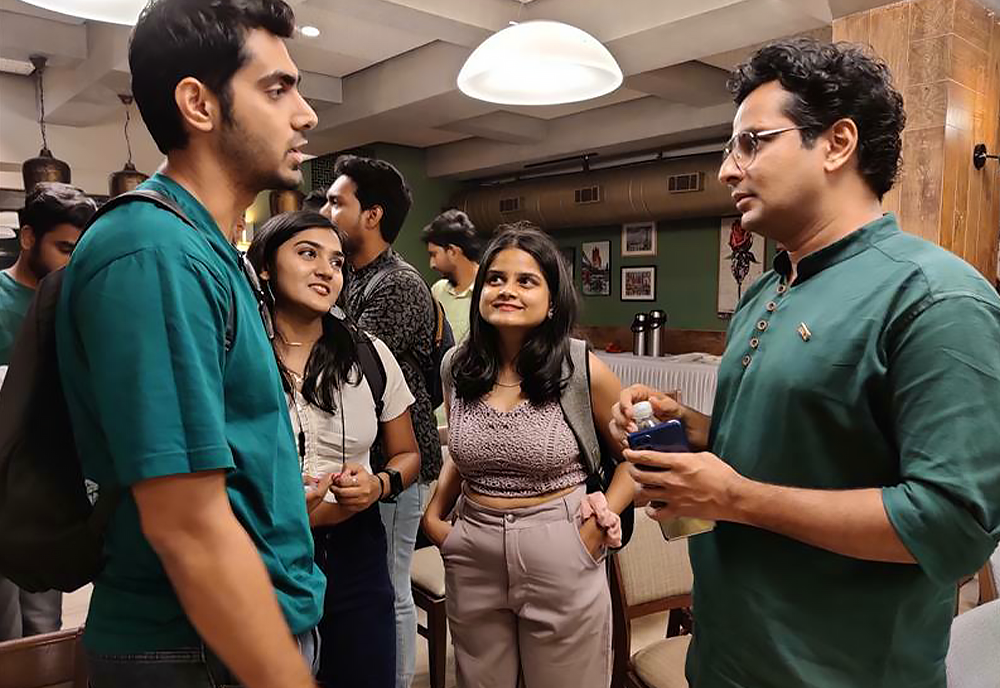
left=612, top=38, right=1000, bottom=688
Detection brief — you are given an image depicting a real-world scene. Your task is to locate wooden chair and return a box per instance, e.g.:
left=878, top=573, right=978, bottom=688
left=410, top=425, right=450, bottom=688
left=609, top=510, right=694, bottom=688
left=0, top=626, right=87, bottom=688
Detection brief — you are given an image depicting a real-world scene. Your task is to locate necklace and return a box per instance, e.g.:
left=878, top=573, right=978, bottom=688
left=277, top=331, right=304, bottom=347
left=495, top=378, right=522, bottom=388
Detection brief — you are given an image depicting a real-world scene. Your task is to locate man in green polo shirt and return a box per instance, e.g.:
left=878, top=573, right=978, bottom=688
left=612, top=38, right=1000, bottom=688
left=55, top=2, right=326, bottom=687
left=421, top=209, right=482, bottom=344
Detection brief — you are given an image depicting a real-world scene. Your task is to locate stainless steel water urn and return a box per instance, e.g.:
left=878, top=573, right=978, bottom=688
left=646, top=309, right=667, bottom=356
left=631, top=312, right=648, bottom=356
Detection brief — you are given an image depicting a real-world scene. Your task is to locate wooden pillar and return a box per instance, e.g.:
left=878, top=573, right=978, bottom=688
left=834, top=0, right=1000, bottom=281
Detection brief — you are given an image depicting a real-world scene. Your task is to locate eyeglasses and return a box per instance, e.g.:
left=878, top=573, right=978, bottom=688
left=722, top=126, right=807, bottom=171
left=239, top=252, right=275, bottom=341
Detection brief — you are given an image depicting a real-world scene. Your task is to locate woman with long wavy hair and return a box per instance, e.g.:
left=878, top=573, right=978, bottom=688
left=422, top=222, right=631, bottom=688
left=248, top=211, right=419, bottom=688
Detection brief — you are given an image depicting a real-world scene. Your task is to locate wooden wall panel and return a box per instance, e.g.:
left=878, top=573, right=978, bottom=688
left=953, top=0, right=992, bottom=51
left=941, top=124, right=973, bottom=257
left=909, top=35, right=952, bottom=85
left=910, top=0, right=954, bottom=41
left=870, top=3, right=913, bottom=88
left=900, top=127, right=946, bottom=241
left=949, top=34, right=988, bottom=92
left=833, top=11, right=871, bottom=43
left=905, top=81, right=950, bottom=129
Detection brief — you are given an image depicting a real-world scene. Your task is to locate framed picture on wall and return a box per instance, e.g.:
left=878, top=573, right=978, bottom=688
left=559, top=246, right=576, bottom=280
left=621, top=221, right=656, bottom=257
left=621, top=266, right=656, bottom=301
left=581, top=240, right=611, bottom=296
left=718, top=216, right=764, bottom=316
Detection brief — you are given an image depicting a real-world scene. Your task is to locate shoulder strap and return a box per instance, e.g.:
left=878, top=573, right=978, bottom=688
left=352, top=326, right=387, bottom=419
left=559, top=339, right=602, bottom=477
left=440, top=345, right=459, bottom=403
left=95, top=189, right=237, bottom=352
left=360, top=263, right=411, bottom=315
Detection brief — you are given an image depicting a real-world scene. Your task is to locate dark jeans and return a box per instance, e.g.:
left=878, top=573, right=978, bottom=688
left=86, top=627, right=319, bottom=688
left=314, top=502, right=396, bottom=688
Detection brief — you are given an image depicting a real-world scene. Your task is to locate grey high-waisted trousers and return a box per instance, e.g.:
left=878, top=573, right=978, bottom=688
left=441, top=484, right=612, bottom=688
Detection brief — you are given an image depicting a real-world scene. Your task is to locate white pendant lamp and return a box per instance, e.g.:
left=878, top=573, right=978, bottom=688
left=457, top=20, right=623, bottom=106
left=18, top=1, right=146, bottom=25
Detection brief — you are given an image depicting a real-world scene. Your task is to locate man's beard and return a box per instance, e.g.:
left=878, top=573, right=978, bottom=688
left=26, top=245, right=49, bottom=281
left=216, top=116, right=300, bottom=193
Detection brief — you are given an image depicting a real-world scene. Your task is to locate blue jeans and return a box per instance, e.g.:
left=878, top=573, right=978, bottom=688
left=379, top=482, right=425, bottom=688
left=86, top=628, right=319, bottom=688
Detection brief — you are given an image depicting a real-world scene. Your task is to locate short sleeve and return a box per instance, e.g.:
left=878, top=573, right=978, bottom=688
left=881, top=295, right=1000, bottom=584
left=372, top=336, right=415, bottom=422
left=71, top=248, right=235, bottom=485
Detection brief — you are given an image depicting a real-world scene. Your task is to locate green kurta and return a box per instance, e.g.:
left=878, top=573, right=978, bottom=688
left=0, top=270, right=34, bottom=365
left=688, top=214, right=1000, bottom=688
left=56, top=174, right=325, bottom=654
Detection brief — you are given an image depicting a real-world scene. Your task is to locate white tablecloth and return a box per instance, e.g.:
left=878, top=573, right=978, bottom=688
left=594, top=352, right=720, bottom=414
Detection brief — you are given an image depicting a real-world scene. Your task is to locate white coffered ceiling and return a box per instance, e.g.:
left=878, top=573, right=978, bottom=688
left=0, top=0, right=930, bottom=179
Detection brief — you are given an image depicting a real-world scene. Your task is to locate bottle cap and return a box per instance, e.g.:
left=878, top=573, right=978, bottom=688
left=633, top=401, right=653, bottom=421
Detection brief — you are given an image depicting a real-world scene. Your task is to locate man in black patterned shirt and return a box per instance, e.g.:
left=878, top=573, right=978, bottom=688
left=322, top=154, right=441, bottom=688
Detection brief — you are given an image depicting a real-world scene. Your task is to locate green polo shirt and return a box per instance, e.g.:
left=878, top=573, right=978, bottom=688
left=0, top=270, right=34, bottom=365
left=55, top=174, right=325, bottom=654
left=431, top=277, right=473, bottom=343
left=688, top=214, right=1000, bottom=688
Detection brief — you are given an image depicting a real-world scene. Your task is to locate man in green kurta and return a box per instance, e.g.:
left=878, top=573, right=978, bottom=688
left=612, top=38, right=1000, bottom=688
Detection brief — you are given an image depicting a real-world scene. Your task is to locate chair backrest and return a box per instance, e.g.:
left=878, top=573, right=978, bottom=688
left=946, top=599, right=1000, bottom=688
left=616, top=510, right=694, bottom=608
left=0, top=627, right=87, bottom=688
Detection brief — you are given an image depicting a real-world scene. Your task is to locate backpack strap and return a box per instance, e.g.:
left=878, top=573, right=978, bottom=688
left=350, top=325, right=387, bottom=419
left=93, top=189, right=237, bottom=352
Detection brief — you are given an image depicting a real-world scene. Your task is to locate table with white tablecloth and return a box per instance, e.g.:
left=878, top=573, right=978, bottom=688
left=593, top=352, right=720, bottom=414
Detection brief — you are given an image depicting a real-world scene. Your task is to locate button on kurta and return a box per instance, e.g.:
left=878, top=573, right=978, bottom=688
left=741, top=354, right=752, bottom=367
left=766, top=301, right=777, bottom=312
left=750, top=337, right=759, bottom=349
left=756, top=320, right=769, bottom=331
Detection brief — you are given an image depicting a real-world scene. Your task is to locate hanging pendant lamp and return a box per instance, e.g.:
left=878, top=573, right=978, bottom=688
left=22, top=56, right=71, bottom=192
left=109, top=94, right=149, bottom=197
left=457, top=20, right=623, bottom=106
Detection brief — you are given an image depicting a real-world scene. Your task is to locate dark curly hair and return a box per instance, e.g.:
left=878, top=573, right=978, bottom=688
left=727, top=37, right=905, bottom=200
left=451, top=221, right=578, bottom=405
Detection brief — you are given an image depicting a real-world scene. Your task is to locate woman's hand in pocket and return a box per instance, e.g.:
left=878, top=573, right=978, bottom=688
left=579, top=516, right=604, bottom=560
left=422, top=515, right=454, bottom=550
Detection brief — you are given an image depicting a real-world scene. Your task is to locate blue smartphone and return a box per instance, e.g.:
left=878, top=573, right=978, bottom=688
left=627, top=419, right=690, bottom=458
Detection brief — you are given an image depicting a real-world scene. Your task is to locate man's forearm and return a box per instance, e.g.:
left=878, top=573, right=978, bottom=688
left=728, top=480, right=916, bottom=564
left=151, top=514, right=315, bottom=688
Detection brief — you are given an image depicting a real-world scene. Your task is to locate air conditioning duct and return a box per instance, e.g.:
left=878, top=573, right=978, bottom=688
left=452, top=152, right=735, bottom=231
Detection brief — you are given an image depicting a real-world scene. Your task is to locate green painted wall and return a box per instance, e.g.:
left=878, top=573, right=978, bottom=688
left=368, top=143, right=462, bottom=284
left=552, top=218, right=777, bottom=331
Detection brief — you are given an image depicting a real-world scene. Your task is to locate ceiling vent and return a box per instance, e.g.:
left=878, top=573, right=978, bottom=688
left=499, top=196, right=522, bottom=213
left=667, top=172, right=703, bottom=194
left=574, top=185, right=602, bottom=204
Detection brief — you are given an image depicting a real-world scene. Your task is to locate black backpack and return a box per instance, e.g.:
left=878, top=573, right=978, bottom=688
left=360, top=262, right=455, bottom=409
left=0, top=189, right=221, bottom=593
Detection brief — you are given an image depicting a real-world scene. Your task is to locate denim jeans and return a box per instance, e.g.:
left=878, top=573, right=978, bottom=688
left=0, top=574, right=62, bottom=641
left=86, top=627, right=319, bottom=688
left=379, top=482, right=426, bottom=688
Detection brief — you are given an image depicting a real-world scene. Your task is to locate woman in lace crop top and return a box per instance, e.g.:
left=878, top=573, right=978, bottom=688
left=421, top=223, right=632, bottom=688
left=249, top=212, right=419, bottom=688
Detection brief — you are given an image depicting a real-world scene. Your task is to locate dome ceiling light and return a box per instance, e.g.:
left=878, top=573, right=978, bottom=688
left=457, top=20, right=623, bottom=106
left=18, top=1, right=146, bottom=25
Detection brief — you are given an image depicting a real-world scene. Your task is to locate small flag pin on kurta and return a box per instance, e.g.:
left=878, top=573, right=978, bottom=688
left=798, top=322, right=811, bottom=341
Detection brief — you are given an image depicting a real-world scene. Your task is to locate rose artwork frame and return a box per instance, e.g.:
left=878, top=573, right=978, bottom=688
left=620, top=266, right=656, bottom=301
left=718, top=216, right=764, bottom=316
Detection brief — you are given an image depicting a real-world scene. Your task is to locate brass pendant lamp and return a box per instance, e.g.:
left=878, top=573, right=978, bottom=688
left=21, top=56, right=72, bottom=192
left=109, top=94, right=148, bottom=197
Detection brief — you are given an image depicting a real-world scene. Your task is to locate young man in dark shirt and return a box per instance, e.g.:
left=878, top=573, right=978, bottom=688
left=323, top=155, right=442, bottom=688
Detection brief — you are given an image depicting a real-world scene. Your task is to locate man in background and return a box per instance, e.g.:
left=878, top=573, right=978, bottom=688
left=420, top=208, right=481, bottom=344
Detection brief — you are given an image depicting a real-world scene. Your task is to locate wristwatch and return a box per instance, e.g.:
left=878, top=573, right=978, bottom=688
left=380, top=468, right=404, bottom=503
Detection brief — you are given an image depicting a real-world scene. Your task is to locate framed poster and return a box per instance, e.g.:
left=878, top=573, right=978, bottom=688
left=621, top=221, right=656, bottom=257
left=718, top=216, right=764, bottom=316
left=558, top=245, right=576, bottom=280
left=581, top=240, right=611, bottom=296
left=621, top=266, right=656, bottom=301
